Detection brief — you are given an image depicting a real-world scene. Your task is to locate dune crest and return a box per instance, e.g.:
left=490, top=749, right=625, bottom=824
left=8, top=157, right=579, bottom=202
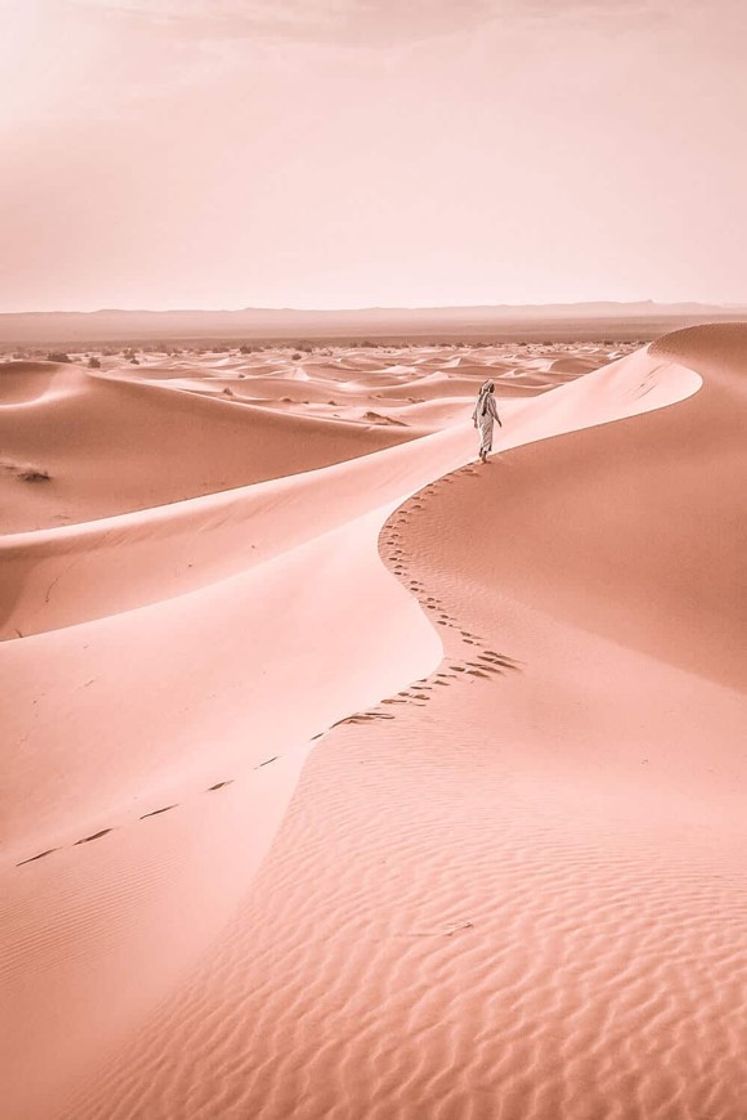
left=2, top=327, right=745, bottom=1120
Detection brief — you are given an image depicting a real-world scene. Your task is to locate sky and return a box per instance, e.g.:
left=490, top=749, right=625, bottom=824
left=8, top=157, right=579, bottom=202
left=1, top=0, right=746, bottom=311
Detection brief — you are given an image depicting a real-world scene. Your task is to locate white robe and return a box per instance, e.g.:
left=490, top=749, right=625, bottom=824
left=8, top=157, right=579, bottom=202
left=472, top=392, right=500, bottom=454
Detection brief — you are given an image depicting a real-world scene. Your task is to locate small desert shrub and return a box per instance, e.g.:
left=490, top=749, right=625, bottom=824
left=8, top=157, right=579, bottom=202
left=18, top=468, right=51, bottom=483
left=291, top=352, right=303, bottom=361
left=87, top=356, right=101, bottom=369
left=46, top=351, right=70, bottom=363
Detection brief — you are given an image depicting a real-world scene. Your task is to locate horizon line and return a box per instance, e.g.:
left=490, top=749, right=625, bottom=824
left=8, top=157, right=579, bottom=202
left=3, top=299, right=746, bottom=317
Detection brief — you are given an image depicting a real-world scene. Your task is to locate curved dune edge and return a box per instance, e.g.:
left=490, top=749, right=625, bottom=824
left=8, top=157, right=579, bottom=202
left=0, top=360, right=419, bottom=537
left=0, top=341, right=574, bottom=538
left=0, top=346, right=699, bottom=639
left=46, top=327, right=747, bottom=1120
left=1, top=345, right=702, bottom=856
left=0, top=340, right=711, bottom=1120
left=0, top=502, right=448, bottom=1120
left=47, top=326, right=746, bottom=1120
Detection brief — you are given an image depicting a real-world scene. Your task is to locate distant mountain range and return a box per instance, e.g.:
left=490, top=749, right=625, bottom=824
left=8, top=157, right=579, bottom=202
left=1, top=302, right=744, bottom=347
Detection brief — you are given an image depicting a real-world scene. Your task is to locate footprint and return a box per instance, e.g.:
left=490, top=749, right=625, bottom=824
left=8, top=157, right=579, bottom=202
left=140, top=805, right=178, bottom=820
left=257, top=756, right=278, bottom=768
left=208, top=780, right=234, bottom=791
left=480, top=652, right=522, bottom=671
left=75, top=828, right=114, bottom=845
left=17, top=848, right=58, bottom=867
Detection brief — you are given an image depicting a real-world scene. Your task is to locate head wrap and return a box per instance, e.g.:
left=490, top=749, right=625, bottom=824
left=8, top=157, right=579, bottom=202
left=477, top=380, right=494, bottom=415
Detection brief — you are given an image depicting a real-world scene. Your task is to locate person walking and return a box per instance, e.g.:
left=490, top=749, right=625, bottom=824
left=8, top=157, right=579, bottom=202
left=472, top=380, right=502, bottom=462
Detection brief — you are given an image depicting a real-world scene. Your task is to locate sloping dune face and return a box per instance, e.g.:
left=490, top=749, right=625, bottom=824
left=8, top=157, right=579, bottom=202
left=0, top=360, right=415, bottom=534
left=0, top=341, right=633, bottom=534
left=1, top=329, right=744, bottom=1120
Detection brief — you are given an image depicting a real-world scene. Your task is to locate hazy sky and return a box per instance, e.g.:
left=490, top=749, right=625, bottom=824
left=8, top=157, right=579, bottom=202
left=1, top=0, right=746, bottom=310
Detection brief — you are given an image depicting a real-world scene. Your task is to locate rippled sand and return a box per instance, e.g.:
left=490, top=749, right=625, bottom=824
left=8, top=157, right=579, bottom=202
left=1, top=328, right=745, bottom=1119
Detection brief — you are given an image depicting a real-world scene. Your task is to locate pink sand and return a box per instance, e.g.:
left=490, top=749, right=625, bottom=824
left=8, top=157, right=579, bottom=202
left=1, top=328, right=745, bottom=1120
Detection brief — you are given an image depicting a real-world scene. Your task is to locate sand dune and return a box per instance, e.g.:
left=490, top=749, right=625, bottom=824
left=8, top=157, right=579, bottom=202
left=0, top=360, right=419, bottom=534
left=0, top=359, right=66, bottom=404
left=1, top=327, right=744, bottom=1120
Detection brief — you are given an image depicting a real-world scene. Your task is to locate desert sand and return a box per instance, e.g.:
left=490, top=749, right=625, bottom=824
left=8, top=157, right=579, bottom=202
left=1, top=325, right=745, bottom=1120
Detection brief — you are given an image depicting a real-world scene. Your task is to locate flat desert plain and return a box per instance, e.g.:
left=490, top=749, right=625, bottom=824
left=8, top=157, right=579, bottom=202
left=1, top=324, right=745, bottom=1120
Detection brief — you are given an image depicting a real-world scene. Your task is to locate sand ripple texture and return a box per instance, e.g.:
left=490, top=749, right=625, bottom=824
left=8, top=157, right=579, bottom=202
left=2, top=330, right=745, bottom=1120
left=65, top=679, right=747, bottom=1120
